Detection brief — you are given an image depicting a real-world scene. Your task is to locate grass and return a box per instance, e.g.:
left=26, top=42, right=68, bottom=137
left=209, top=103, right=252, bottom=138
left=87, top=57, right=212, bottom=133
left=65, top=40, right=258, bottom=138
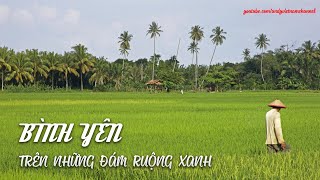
left=0, top=91, right=320, bottom=179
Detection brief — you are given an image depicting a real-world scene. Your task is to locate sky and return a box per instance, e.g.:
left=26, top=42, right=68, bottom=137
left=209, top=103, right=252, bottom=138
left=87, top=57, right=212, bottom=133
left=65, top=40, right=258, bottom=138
left=0, top=0, right=319, bottom=65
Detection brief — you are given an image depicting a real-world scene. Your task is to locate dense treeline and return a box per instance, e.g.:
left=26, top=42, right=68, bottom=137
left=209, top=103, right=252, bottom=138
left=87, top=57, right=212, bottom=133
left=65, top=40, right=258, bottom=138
left=1, top=23, right=320, bottom=92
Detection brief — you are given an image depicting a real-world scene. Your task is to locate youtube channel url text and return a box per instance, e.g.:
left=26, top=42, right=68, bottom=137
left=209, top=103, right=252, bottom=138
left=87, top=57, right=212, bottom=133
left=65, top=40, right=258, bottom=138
left=243, top=8, right=316, bottom=15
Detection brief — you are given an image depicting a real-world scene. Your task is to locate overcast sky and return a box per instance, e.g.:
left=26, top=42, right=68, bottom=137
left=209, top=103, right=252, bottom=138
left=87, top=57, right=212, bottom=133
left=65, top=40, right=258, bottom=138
left=0, top=0, right=319, bottom=65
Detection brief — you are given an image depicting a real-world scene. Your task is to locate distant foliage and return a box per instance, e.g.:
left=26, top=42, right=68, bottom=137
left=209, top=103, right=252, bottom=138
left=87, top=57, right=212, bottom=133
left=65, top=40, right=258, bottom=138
left=5, top=84, right=53, bottom=92
left=0, top=40, right=320, bottom=92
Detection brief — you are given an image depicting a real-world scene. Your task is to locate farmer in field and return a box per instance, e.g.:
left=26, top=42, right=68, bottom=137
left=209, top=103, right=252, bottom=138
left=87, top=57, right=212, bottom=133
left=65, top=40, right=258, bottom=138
left=265, top=99, right=290, bottom=153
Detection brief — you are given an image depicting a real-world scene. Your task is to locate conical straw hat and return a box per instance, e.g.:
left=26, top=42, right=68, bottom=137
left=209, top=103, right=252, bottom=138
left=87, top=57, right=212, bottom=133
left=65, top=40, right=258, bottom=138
left=268, top=99, right=286, bottom=108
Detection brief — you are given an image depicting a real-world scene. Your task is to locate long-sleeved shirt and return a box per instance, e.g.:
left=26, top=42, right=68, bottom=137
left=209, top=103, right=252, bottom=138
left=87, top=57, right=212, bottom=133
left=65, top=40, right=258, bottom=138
left=265, top=109, right=285, bottom=144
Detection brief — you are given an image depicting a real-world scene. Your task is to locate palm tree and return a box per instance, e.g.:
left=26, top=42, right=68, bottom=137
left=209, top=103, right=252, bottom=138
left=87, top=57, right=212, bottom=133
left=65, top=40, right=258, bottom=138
left=45, top=52, right=63, bottom=90
left=72, top=44, right=94, bottom=91
left=0, top=47, right=13, bottom=91
left=135, top=58, right=148, bottom=81
left=61, top=52, right=79, bottom=90
left=6, top=52, right=33, bottom=85
left=299, top=41, right=317, bottom=84
left=188, top=41, right=199, bottom=65
left=118, top=31, right=133, bottom=79
left=89, top=57, right=109, bottom=87
left=108, top=63, right=122, bottom=90
left=189, top=25, right=204, bottom=89
left=202, top=26, right=226, bottom=87
left=126, top=64, right=141, bottom=83
left=242, top=48, right=251, bottom=61
left=255, top=33, right=270, bottom=84
left=27, top=49, right=49, bottom=84
left=147, top=21, right=163, bottom=80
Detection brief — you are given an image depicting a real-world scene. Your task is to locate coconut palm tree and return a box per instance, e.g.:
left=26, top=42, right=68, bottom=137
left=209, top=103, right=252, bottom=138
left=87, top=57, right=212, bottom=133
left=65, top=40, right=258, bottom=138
left=45, top=52, right=63, bottom=90
left=118, top=31, right=133, bottom=79
left=242, top=48, right=251, bottom=61
left=188, top=41, right=199, bottom=65
left=108, top=63, right=122, bottom=90
left=89, top=57, right=109, bottom=87
left=299, top=41, right=317, bottom=84
left=6, top=52, right=33, bottom=85
left=0, top=47, right=13, bottom=91
left=135, top=58, right=148, bottom=81
left=61, top=52, right=79, bottom=90
left=126, top=64, right=141, bottom=83
left=202, top=26, right=226, bottom=87
left=147, top=21, right=163, bottom=80
left=208, top=26, right=226, bottom=66
left=27, top=49, right=49, bottom=85
left=255, top=33, right=270, bottom=84
left=189, top=25, right=204, bottom=89
left=72, top=44, right=94, bottom=91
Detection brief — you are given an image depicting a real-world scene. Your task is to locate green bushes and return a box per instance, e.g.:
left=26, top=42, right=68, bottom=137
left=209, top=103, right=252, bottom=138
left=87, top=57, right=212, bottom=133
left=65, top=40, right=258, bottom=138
left=4, top=84, right=67, bottom=93
left=5, top=84, right=52, bottom=92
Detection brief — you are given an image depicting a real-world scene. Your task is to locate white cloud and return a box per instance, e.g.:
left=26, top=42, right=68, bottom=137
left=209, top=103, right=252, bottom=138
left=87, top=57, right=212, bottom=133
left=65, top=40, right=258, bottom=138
left=63, top=9, right=80, bottom=24
left=12, top=9, right=34, bottom=24
left=0, top=5, right=10, bottom=24
left=36, top=5, right=57, bottom=21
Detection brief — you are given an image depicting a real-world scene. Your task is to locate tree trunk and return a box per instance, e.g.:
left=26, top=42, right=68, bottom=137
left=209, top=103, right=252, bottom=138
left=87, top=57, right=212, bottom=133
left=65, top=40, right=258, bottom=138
left=140, top=64, right=144, bottom=81
left=195, top=51, right=198, bottom=90
left=205, top=45, right=217, bottom=76
left=33, top=69, right=37, bottom=85
left=191, top=53, right=194, bottom=65
left=80, top=72, right=83, bottom=91
left=173, top=38, right=181, bottom=72
left=201, top=44, right=217, bottom=88
left=1, top=70, right=4, bottom=91
left=152, top=37, right=156, bottom=80
left=65, top=72, right=68, bottom=91
left=261, top=50, right=265, bottom=84
left=51, top=71, right=54, bottom=90
left=121, top=54, right=126, bottom=83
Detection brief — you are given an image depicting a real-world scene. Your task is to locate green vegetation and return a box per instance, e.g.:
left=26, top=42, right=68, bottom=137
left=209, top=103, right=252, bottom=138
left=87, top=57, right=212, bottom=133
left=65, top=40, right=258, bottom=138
left=189, top=25, right=204, bottom=89
left=1, top=91, right=320, bottom=179
left=1, top=23, right=320, bottom=92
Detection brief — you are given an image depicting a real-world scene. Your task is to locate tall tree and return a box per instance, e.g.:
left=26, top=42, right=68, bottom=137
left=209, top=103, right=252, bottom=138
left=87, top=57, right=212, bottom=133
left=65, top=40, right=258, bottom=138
left=89, top=57, right=109, bottom=87
left=118, top=31, right=133, bottom=82
left=202, top=26, right=226, bottom=87
left=147, top=21, right=163, bottom=80
left=299, top=41, right=317, bottom=84
left=45, top=52, right=63, bottom=90
left=255, top=33, right=270, bottom=84
left=188, top=41, right=199, bottom=65
left=189, top=25, right=204, bottom=89
left=6, top=52, right=33, bottom=85
left=242, top=48, right=251, bottom=61
left=61, top=52, right=79, bottom=90
left=109, top=63, right=122, bottom=90
left=27, top=49, right=49, bottom=84
left=72, top=44, right=94, bottom=91
left=0, top=47, right=12, bottom=91
left=135, top=58, right=148, bottom=81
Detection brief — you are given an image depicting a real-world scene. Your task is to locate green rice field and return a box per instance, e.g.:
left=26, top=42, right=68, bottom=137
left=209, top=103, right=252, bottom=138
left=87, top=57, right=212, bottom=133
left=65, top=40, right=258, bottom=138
left=0, top=91, right=320, bottom=179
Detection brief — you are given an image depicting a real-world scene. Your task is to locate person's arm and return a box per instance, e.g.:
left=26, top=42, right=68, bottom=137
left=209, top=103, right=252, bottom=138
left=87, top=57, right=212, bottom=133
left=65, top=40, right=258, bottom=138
left=274, top=112, right=285, bottom=148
